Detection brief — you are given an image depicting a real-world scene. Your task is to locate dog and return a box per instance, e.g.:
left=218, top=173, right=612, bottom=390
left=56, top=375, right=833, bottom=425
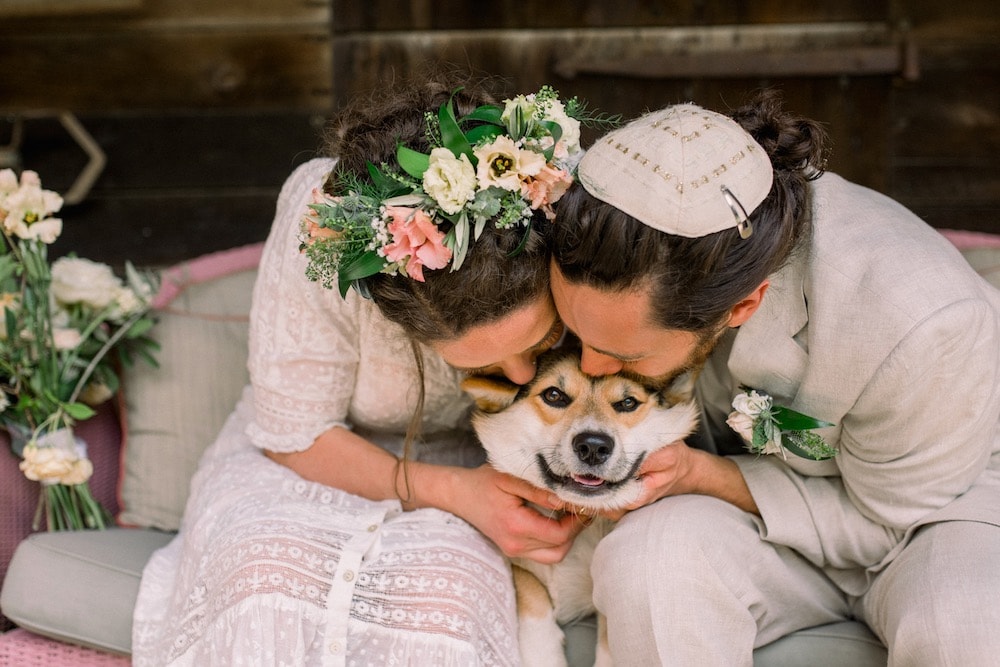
left=461, top=345, right=700, bottom=667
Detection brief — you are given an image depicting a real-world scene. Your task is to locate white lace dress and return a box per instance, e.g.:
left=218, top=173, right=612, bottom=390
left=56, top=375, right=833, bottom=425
left=131, top=158, right=518, bottom=667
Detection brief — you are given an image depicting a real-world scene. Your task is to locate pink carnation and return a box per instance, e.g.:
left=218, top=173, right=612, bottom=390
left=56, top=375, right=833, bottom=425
left=521, top=164, right=573, bottom=219
left=382, top=206, right=452, bottom=282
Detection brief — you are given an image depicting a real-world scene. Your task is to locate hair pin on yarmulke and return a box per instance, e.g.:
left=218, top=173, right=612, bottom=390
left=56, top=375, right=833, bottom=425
left=721, top=185, right=753, bottom=239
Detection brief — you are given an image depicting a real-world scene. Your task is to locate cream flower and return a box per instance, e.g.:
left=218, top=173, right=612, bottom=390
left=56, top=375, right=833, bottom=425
left=51, top=257, right=122, bottom=309
left=538, top=98, right=582, bottom=156
left=79, top=382, right=114, bottom=407
left=19, top=429, right=93, bottom=485
left=0, top=393, right=9, bottom=414
left=52, top=326, right=83, bottom=350
left=422, top=148, right=477, bottom=215
left=474, top=136, right=545, bottom=191
left=1, top=170, right=64, bottom=243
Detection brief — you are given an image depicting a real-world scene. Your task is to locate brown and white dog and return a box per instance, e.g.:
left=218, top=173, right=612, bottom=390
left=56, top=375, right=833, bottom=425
left=462, top=346, right=700, bottom=666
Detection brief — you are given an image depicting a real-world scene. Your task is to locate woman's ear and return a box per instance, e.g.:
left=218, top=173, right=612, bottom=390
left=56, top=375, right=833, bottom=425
left=727, top=280, right=770, bottom=327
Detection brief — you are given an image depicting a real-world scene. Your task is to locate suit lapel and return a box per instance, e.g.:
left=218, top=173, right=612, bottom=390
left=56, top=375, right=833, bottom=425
left=728, top=251, right=809, bottom=405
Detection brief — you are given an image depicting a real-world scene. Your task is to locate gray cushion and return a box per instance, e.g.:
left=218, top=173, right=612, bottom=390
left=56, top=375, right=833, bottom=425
left=1, top=528, right=887, bottom=665
left=563, top=617, right=886, bottom=667
left=0, top=528, right=174, bottom=653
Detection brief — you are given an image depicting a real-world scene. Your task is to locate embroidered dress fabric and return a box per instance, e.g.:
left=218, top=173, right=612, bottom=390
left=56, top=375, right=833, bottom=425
left=131, top=158, right=518, bottom=666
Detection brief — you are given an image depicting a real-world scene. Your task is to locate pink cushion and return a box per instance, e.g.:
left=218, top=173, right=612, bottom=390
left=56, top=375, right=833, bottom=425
left=939, top=229, right=1000, bottom=250
left=151, top=242, right=264, bottom=309
left=0, top=628, right=128, bottom=666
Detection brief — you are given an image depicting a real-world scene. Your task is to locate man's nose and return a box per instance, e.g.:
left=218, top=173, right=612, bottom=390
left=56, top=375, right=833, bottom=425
left=580, top=347, right=623, bottom=377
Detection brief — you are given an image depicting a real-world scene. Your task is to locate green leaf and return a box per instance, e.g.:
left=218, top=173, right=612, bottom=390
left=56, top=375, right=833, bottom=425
left=62, top=401, right=96, bottom=420
left=507, top=220, right=533, bottom=258
left=339, top=250, right=385, bottom=282
left=465, top=124, right=503, bottom=146
left=396, top=145, right=430, bottom=179
left=772, top=406, right=834, bottom=432
left=124, top=317, right=155, bottom=339
left=439, top=91, right=475, bottom=162
left=462, top=105, right=504, bottom=125
left=538, top=119, right=563, bottom=162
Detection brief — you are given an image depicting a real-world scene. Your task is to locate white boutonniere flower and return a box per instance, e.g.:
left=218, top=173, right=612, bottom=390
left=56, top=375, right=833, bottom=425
left=727, top=388, right=838, bottom=460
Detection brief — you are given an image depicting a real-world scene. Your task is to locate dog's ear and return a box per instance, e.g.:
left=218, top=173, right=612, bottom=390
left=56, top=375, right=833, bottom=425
left=460, top=375, right=520, bottom=413
left=664, top=369, right=699, bottom=403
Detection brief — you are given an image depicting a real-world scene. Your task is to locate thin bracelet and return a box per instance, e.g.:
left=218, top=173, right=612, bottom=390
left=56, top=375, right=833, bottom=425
left=392, top=456, right=413, bottom=505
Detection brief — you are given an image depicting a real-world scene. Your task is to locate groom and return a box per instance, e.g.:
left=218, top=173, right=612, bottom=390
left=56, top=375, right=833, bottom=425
left=548, top=92, right=1000, bottom=665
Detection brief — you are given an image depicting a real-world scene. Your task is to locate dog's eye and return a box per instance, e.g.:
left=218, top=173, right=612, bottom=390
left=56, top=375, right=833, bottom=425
left=613, top=396, right=641, bottom=413
left=541, top=387, right=570, bottom=408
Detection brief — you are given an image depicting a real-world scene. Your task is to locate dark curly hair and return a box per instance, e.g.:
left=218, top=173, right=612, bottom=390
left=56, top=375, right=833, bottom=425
left=550, top=89, right=828, bottom=334
left=323, top=72, right=550, bottom=344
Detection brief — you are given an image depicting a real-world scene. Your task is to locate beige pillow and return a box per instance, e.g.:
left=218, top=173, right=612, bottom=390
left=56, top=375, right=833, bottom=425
left=118, top=246, right=261, bottom=531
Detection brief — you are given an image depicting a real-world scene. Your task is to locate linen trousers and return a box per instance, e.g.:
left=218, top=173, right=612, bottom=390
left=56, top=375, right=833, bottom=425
left=591, top=494, right=1000, bottom=667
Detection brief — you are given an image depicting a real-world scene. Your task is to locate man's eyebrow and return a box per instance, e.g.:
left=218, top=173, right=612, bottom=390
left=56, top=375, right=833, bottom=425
left=561, top=324, right=642, bottom=362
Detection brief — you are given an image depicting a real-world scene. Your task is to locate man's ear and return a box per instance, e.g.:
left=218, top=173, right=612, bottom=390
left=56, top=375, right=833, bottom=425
left=727, top=280, right=770, bottom=328
left=460, top=375, right=520, bottom=413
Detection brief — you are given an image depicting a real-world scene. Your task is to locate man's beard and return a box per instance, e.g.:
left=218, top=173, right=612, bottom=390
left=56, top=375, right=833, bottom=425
left=618, top=324, right=727, bottom=392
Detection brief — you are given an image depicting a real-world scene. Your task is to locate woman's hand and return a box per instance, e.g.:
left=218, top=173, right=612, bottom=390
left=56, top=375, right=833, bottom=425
left=420, top=463, right=587, bottom=565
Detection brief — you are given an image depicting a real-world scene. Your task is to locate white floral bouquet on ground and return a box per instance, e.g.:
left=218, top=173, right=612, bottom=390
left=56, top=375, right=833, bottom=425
left=0, top=169, right=159, bottom=530
left=727, top=388, right=838, bottom=461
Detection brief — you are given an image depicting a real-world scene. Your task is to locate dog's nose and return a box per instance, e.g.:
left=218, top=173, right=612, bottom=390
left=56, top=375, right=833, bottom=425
left=572, top=431, right=614, bottom=466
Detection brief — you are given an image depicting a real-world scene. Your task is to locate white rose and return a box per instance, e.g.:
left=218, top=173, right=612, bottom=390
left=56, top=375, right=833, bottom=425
left=474, top=136, right=545, bottom=191
left=19, top=443, right=76, bottom=483
left=539, top=98, right=582, bottom=156
left=60, top=458, right=93, bottom=485
left=51, top=257, right=122, bottom=309
left=732, top=390, right=771, bottom=417
left=422, top=148, right=477, bottom=215
left=726, top=411, right=755, bottom=443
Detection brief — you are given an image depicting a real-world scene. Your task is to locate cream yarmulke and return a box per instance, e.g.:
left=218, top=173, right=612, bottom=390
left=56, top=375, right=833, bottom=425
left=578, top=103, right=773, bottom=238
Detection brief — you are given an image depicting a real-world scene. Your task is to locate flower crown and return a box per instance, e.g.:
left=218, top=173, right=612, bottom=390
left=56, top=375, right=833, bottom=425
left=300, top=86, right=611, bottom=298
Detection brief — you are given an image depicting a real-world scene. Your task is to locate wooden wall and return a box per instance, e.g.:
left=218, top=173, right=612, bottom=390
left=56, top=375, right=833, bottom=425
left=0, top=0, right=996, bottom=268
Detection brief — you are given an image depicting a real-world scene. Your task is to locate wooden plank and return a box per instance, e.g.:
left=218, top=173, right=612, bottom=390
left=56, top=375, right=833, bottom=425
left=0, top=0, right=140, bottom=17
left=332, top=29, right=892, bottom=193
left=0, top=30, right=332, bottom=111
left=332, top=0, right=883, bottom=32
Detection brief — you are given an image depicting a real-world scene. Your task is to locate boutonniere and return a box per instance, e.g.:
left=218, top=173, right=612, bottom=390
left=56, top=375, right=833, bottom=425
left=726, top=388, right=838, bottom=461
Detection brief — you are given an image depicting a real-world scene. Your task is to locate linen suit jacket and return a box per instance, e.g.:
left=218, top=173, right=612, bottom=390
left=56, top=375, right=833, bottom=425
left=694, top=173, right=1000, bottom=596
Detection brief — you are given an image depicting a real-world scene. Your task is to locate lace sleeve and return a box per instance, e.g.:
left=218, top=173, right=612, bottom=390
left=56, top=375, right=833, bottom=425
left=246, top=157, right=362, bottom=453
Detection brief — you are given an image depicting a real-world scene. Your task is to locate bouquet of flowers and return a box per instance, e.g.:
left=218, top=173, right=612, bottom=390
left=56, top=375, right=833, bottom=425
left=1, top=168, right=159, bottom=531
left=301, top=85, right=618, bottom=297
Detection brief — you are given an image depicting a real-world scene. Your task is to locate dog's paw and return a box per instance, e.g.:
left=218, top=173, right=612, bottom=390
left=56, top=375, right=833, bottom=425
left=518, top=616, right=568, bottom=667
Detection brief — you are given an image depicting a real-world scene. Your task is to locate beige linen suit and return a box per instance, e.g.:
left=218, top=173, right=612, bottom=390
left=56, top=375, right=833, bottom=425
left=591, top=173, right=1000, bottom=666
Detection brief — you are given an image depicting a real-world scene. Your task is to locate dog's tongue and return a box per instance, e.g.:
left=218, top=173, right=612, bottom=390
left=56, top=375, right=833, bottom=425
left=572, top=474, right=605, bottom=487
